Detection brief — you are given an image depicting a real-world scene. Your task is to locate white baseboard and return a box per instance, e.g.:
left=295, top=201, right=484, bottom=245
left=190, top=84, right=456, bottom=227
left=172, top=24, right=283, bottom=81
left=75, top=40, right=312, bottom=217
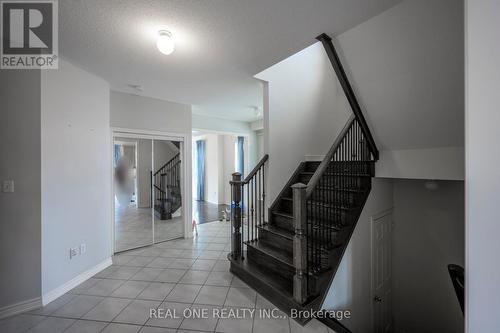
left=42, top=257, right=112, bottom=305
left=0, top=297, right=42, bottom=319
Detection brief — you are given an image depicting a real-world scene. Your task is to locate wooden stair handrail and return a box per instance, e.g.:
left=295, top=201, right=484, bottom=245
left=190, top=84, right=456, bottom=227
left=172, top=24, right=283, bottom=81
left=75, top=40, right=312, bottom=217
left=305, top=114, right=355, bottom=198
left=159, top=160, right=182, bottom=175
left=316, top=33, right=379, bottom=161
left=243, top=154, right=269, bottom=184
left=153, top=152, right=180, bottom=176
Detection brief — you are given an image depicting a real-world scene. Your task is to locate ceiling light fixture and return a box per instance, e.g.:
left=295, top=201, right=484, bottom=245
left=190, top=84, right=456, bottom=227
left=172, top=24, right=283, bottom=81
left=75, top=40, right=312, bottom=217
left=156, top=30, right=175, bottom=55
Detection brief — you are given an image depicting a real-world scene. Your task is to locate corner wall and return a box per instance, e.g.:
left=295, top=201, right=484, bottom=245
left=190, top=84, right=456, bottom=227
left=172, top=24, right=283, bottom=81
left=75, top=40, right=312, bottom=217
left=466, top=0, right=500, bottom=331
left=41, top=59, right=111, bottom=300
left=322, top=178, right=464, bottom=332
left=392, top=179, right=464, bottom=332
left=255, top=42, right=351, bottom=203
left=0, top=70, right=42, bottom=314
left=321, top=178, right=394, bottom=333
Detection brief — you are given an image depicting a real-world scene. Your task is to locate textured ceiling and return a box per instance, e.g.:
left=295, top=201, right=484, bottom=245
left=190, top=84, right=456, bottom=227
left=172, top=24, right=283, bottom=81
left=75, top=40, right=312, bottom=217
left=60, top=0, right=400, bottom=122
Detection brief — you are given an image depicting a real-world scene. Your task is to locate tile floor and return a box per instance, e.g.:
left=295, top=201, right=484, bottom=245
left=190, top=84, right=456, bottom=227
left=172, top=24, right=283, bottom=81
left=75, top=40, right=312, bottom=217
left=0, top=221, right=335, bottom=333
left=115, top=202, right=183, bottom=252
left=192, top=201, right=228, bottom=225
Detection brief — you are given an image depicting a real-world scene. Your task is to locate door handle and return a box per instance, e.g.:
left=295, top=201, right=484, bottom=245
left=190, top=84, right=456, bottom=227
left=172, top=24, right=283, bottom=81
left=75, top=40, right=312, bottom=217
left=374, top=296, right=382, bottom=303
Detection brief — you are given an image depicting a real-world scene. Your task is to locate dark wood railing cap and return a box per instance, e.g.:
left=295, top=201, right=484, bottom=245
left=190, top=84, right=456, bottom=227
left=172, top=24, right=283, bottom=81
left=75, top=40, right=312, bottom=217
left=315, top=33, right=379, bottom=160
left=154, top=152, right=180, bottom=176
left=243, top=154, right=269, bottom=184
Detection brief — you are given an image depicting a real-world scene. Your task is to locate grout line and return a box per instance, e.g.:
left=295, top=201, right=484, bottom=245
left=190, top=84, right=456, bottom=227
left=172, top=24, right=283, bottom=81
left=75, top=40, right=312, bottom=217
left=19, top=224, right=237, bottom=333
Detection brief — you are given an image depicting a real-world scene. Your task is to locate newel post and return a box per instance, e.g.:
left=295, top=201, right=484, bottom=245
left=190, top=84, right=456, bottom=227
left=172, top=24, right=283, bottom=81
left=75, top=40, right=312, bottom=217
left=230, top=172, right=243, bottom=259
left=292, top=183, right=307, bottom=304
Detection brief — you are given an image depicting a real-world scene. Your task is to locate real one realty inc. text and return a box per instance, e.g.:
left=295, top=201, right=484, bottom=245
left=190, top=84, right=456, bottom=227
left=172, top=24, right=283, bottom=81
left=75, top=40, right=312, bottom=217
left=150, top=307, right=351, bottom=320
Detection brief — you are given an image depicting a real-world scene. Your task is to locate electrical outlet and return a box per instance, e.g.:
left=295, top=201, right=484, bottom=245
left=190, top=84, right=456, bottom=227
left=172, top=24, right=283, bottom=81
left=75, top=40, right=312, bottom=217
left=2, top=180, right=14, bottom=193
left=70, top=247, right=78, bottom=259
left=80, top=243, right=86, bottom=254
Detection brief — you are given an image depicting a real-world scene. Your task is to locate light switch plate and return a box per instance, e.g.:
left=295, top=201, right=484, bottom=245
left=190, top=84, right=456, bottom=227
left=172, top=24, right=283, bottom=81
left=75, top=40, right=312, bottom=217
left=80, top=243, right=86, bottom=254
left=2, top=180, right=14, bottom=193
left=70, top=247, right=78, bottom=259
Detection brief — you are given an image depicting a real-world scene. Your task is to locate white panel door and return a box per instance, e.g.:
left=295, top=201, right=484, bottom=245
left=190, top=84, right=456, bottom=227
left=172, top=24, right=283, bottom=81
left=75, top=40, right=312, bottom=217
left=372, top=212, right=393, bottom=333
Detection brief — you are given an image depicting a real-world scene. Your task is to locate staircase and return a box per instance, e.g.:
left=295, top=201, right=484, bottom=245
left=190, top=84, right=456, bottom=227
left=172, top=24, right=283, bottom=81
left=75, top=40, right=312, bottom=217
left=228, top=34, right=379, bottom=333
left=153, top=153, right=181, bottom=220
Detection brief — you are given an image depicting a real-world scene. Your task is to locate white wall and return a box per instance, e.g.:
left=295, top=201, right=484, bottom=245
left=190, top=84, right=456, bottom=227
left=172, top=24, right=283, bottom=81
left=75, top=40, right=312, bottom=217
left=392, top=179, right=464, bottom=333
left=111, top=91, right=191, bottom=134
left=0, top=70, right=42, bottom=313
left=41, top=59, right=111, bottom=299
left=222, top=135, right=237, bottom=205
left=256, top=131, right=264, bottom=160
left=192, top=113, right=259, bottom=172
left=255, top=0, right=463, bottom=183
left=255, top=42, right=351, bottom=203
left=376, top=147, right=465, bottom=180
left=327, top=0, right=464, bottom=182
left=336, top=0, right=464, bottom=151
left=466, top=1, right=500, bottom=331
left=153, top=141, right=179, bottom=172
left=193, top=114, right=252, bottom=134
left=322, top=178, right=394, bottom=332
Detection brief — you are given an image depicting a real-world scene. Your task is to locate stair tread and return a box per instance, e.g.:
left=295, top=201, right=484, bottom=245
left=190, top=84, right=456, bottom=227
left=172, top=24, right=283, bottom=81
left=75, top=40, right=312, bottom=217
left=258, top=223, right=294, bottom=240
left=300, top=171, right=371, bottom=177
left=314, top=186, right=368, bottom=192
left=260, top=223, right=346, bottom=250
left=245, top=241, right=293, bottom=268
left=272, top=211, right=293, bottom=219
left=280, top=197, right=358, bottom=210
left=230, top=253, right=293, bottom=297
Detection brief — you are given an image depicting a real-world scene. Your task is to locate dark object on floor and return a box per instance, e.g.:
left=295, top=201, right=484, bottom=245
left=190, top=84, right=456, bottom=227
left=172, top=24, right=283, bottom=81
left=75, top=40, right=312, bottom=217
left=220, top=207, right=230, bottom=221
left=448, top=264, right=464, bottom=314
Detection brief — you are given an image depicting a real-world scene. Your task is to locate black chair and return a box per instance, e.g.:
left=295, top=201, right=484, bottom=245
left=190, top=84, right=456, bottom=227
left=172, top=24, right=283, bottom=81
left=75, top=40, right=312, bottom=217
left=447, top=264, right=464, bottom=315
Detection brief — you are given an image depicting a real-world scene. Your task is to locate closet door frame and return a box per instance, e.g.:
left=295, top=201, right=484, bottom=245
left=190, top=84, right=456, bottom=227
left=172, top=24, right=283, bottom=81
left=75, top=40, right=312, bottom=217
left=111, top=127, right=191, bottom=255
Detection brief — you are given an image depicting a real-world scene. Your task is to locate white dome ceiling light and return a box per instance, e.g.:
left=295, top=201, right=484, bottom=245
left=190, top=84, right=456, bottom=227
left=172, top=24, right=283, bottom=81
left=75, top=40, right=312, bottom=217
left=156, top=30, right=175, bottom=55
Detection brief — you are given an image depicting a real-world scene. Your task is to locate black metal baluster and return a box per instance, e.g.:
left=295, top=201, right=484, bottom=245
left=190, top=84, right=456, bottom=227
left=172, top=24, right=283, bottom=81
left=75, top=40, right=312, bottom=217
left=254, top=176, right=257, bottom=240
left=255, top=168, right=261, bottom=228
left=260, top=168, right=263, bottom=226
left=230, top=187, right=233, bottom=257
left=247, top=181, right=250, bottom=243
left=241, top=184, right=244, bottom=259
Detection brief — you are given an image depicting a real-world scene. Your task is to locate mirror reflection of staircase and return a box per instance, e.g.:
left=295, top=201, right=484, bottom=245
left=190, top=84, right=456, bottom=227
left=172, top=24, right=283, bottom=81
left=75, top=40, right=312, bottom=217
left=153, top=153, right=181, bottom=220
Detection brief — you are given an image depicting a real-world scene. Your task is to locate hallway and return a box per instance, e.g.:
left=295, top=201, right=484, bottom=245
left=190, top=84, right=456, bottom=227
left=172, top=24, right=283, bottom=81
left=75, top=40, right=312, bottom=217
left=192, top=201, right=228, bottom=225
left=0, top=221, right=332, bottom=333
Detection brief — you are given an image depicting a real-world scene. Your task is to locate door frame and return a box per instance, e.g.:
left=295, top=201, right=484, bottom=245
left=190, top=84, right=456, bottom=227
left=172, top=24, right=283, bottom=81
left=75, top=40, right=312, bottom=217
left=370, top=208, right=393, bottom=332
left=110, top=127, right=192, bottom=255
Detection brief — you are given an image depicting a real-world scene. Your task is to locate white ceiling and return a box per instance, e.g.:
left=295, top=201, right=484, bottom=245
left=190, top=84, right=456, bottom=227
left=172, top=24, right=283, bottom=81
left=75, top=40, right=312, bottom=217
left=59, top=0, right=400, bottom=122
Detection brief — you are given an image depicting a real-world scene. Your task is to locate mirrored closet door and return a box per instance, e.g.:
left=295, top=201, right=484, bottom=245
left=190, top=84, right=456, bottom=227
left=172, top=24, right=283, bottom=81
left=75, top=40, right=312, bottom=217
left=113, top=137, right=153, bottom=252
left=153, top=139, right=184, bottom=243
